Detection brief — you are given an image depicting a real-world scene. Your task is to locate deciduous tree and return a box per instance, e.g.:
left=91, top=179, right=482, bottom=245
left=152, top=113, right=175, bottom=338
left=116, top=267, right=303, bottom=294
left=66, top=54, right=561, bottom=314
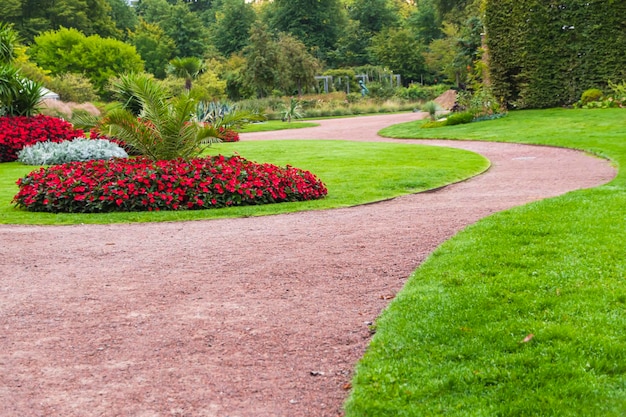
left=209, top=0, right=257, bottom=56
left=269, top=0, right=346, bottom=59
left=130, top=19, right=176, bottom=79
left=29, top=27, right=144, bottom=95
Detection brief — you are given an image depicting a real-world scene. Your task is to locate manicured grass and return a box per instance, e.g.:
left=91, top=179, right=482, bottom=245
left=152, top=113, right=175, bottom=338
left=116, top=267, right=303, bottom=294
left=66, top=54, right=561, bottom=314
left=236, top=120, right=319, bottom=132
left=0, top=140, right=488, bottom=225
left=345, top=108, right=626, bottom=416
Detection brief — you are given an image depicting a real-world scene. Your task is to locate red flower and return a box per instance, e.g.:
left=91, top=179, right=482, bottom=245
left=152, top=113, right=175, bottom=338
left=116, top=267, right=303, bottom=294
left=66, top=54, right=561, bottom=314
left=13, top=155, right=328, bottom=213
left=0, top=115, right=83, bottom=162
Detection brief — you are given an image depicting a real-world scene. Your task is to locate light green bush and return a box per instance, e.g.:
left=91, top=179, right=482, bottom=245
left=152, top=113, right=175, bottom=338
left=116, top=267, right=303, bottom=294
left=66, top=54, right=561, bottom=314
left=581, top=88, right=604, bottom=105
left=17, top=138, right=128, bottom=165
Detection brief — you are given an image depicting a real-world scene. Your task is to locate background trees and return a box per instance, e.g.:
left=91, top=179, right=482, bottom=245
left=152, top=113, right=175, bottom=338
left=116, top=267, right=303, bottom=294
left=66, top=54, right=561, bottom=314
left=29, top=28, right=144, bottom=95
left=0, top=0, right=623, bottom=107
left=209, top=0, right=257, bottom=57
left=4, top=0, right=125, bottom=41
left=268, top=0, right=346, bottom=59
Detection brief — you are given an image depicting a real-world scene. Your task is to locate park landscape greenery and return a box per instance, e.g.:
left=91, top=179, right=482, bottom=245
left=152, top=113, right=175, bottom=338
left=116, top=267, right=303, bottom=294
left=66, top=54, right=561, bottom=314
left=345, top=108, right=626, bottom=416
left=1, top=0, right=626, bottom=415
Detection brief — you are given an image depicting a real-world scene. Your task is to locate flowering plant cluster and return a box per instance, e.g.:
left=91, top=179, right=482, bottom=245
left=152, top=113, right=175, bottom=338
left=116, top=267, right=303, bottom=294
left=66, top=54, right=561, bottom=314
left=218, top=127, right=240, bottom=143
left=13, top=155, right=328, bottom=213
left=0, top=115, right=84, bottom=162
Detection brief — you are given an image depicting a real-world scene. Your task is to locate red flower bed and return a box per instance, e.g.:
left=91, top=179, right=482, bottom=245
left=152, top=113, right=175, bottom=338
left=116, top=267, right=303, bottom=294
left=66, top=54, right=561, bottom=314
left=0, top=115, right=84, bottom=162
left=218, top=127, right=240, bottom=143
left=13, top=155, right=328, bottom=213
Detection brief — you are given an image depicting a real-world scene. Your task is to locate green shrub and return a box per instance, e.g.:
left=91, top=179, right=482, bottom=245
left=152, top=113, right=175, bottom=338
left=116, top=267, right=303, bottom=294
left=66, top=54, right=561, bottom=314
left=17, top=138, right=128, bottom=165
left=581, top=88, right=604, bottom=105
left=46, top=73, right=99, bottom=103
left=395, top=84, right=450, bottom=101
left=421, top=120, right=447, bottom=128
left=445, top=111, right=475, bottom=125
left=365, top=82, right=396, bottom=100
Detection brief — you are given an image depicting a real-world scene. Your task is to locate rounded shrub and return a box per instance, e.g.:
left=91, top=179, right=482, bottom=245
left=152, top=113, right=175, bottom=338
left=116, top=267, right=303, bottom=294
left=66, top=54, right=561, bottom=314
left=17, top=138, right=128, bottom=165
left=445, top=111, right=475, bottom=126
left=580, top=88, right=604, bottom=105
left=13, top=155, right=328, bottom=213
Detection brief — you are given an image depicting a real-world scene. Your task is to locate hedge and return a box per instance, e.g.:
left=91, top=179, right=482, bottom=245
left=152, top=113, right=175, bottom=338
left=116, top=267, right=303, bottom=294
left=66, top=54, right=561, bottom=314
left=485, top=0, right=626, bottom=108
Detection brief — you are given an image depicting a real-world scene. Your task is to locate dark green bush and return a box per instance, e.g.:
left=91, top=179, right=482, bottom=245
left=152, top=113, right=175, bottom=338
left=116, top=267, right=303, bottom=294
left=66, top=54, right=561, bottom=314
left=486, top=0, right=626, bottom=108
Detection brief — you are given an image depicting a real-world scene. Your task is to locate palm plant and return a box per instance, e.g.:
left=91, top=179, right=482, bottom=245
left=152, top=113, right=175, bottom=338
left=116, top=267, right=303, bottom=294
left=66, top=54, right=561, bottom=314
left=166, top=57, right=204, bottom=91
left=281, top=97, right=303, bottom=123
left=101, top=75, right=221, bottom=161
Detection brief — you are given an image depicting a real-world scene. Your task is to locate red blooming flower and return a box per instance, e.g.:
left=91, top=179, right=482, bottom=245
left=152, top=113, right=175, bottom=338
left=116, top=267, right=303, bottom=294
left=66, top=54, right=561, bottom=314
left=0, top=115, right=83, bottom=162
left=13, top=155, right=328, bottom=213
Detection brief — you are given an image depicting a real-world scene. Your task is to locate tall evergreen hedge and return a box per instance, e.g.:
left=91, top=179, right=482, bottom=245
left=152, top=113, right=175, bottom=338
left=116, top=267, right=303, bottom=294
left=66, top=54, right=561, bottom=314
left=485, top=0, right=626, bottom=109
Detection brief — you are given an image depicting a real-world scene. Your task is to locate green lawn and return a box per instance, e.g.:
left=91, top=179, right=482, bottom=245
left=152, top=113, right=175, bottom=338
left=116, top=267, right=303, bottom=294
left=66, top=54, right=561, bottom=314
left=236, top=120, right=319, bottom=132
left=345, top=108, right=626, bottom=416
left=0, top=140, right=488, bottom=225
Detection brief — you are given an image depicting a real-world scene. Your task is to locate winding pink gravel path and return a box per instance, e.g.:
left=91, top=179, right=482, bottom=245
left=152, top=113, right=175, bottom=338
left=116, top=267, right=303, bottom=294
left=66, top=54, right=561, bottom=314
left=0, top=113, right=616, bottom=417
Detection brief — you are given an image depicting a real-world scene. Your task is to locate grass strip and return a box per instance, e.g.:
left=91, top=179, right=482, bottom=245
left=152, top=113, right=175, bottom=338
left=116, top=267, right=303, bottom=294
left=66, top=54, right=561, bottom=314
left=345, top=108, right=626, bottom=416
left=236, top=120, right=319, bottom=132
left=0, top=140, right=488, bottom=225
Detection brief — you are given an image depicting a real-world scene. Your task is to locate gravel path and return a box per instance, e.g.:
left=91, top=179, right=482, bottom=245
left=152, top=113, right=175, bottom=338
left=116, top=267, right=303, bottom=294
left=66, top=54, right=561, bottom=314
left=0, top=113, right=616, bottom=417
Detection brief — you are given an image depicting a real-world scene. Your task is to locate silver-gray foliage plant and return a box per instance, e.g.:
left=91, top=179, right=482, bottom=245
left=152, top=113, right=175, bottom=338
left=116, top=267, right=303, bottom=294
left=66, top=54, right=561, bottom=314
left=17, top=138, right=128, bottom=165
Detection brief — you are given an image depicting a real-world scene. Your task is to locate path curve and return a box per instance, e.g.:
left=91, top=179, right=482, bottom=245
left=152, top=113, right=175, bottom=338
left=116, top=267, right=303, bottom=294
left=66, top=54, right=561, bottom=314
left=0, top=113, right=616, bottom=417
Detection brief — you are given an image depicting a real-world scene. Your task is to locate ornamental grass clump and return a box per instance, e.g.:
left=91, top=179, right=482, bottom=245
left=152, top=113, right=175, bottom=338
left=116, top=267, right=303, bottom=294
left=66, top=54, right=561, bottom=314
left=17, top=138, right=128, bottom=165
left=13, top=155, right=328, bottom=213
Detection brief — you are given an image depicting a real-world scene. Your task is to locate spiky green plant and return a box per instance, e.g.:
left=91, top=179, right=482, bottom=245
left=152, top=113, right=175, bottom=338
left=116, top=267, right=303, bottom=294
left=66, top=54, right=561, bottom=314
left=195, top=100, right=264, bottom=129
left=167, top=57, right=204, bottom=91
left=101, top=74, right=221, bottom=161
left=421, top=100, right=440, bottom=120
left=281, top=98, right=303, bottom=123
left=0, top=65, right=43, bottom=116
left=0, top=23, right=19, bottom=65
left=111, top=72, right=155, bottom=116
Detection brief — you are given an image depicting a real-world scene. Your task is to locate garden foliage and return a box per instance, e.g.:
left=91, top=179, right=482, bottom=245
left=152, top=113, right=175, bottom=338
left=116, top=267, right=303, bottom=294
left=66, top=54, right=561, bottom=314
left=485, top=0, right=626, bottom=108
left=17, top=138, right=128, bottom=165
left=0, top=114, right=83, bottom=162
left=13, top=155, right=328, bottom=213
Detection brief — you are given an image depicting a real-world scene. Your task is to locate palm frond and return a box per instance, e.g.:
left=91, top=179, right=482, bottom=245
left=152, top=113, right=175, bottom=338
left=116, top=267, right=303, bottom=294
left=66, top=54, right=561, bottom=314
left=102, top=74, right=221, bottom=161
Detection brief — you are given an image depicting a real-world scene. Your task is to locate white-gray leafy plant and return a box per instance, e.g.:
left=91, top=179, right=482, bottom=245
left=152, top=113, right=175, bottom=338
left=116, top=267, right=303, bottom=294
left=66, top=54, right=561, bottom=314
left=17, top=138, right=128, bottom=165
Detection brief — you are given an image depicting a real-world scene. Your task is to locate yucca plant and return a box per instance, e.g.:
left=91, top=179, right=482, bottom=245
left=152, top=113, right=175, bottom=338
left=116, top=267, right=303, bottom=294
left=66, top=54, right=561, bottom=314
left=0, top=65, right=44, bottom=116
left=101, top=74, right=221, bottom=161
left=281, top=97, right=303, bottom=123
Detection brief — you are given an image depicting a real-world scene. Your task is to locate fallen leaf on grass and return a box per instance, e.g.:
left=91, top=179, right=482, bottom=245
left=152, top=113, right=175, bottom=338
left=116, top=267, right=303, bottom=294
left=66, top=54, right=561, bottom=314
left=520, top=334, right=534, bottom=343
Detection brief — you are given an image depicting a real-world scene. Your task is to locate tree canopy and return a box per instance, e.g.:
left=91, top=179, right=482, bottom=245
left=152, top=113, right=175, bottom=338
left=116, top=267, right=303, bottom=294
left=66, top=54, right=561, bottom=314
left=29, top=27, right=144, bottom=94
